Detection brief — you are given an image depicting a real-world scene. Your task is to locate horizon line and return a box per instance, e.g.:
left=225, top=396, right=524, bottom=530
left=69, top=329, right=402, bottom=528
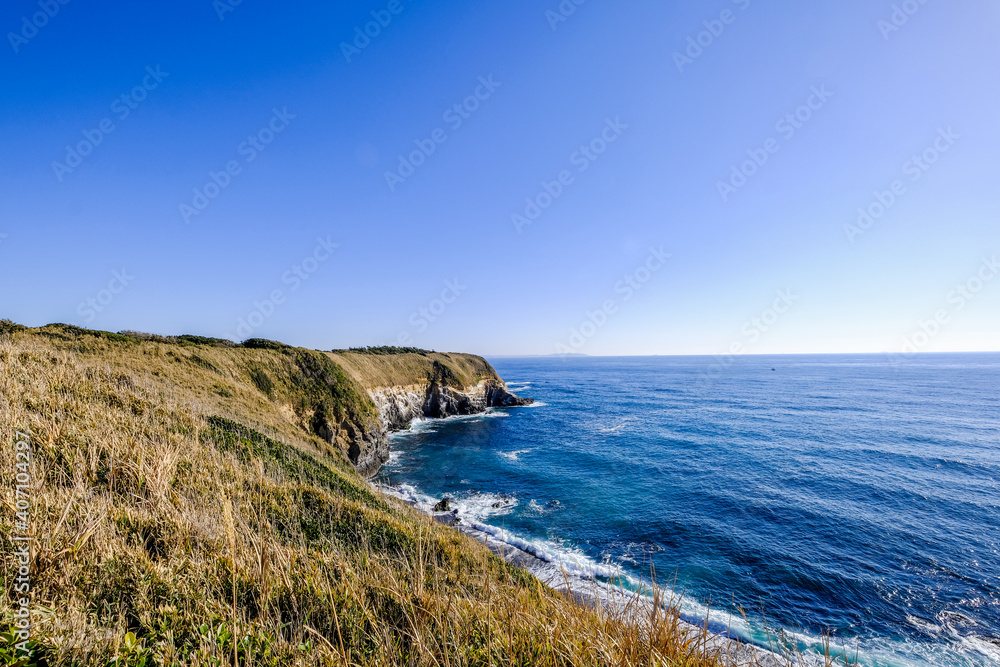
left=484, top=350, right=1000, bottom=358
left=6, top=321, right=998, bottom=359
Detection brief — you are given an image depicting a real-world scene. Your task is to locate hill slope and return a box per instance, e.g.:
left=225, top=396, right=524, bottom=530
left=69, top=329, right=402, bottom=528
left=0, top=322, right=732, bottom=666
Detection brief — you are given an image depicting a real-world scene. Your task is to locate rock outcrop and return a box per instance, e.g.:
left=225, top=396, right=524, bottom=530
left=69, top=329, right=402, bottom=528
left=372, top=379, right=531, bottom=426
left=327, top=352, right=532, bottom=478
left=1, top=323, right=529, bottom=481
left=356, top=377, right=531, bottom=477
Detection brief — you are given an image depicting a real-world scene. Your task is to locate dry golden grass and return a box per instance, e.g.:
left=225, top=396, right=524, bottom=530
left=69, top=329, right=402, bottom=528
left=0, top=325, right=847, bottom=666
left=326, top=350, right=496, bottom=392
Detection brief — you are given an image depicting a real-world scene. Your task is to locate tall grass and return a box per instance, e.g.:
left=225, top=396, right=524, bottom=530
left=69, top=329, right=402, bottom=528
left=0, top=327, right=851, bottom=666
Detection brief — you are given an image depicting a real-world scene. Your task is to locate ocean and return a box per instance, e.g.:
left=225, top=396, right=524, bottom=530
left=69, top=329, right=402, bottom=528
left=374, top=354, right=1000, bottom=666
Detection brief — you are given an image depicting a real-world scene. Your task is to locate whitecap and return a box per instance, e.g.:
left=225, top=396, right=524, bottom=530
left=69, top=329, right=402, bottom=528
left=598, top=418, right=632, bottom=434
left=498, top=449, right=531, bottom=462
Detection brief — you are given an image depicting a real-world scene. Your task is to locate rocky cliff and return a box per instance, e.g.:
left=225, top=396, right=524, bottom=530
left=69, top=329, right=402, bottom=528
left=0, top=323, right=530, bottom=479
left=0, top=322, right=725, bottom=667
left=328, top=353, right=532, bottom=477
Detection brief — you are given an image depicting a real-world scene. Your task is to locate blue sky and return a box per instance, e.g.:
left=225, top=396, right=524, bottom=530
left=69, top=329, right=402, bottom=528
left=1, top=0, right=998, bottom=356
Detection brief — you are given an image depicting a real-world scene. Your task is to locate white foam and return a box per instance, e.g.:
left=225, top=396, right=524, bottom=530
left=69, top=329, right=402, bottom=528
left=375, top=483, right=517, bottom=522
left=452, top=491, right=518, bottom=520
left=390, top=409, right=510, bottom=440
left=598, top=418, right=633, bottom=434
left=377, top=484, right=673, bottom=606
left=377, top=482, right=425, bottom=508
left=372, top=487, right=983, bottom=667
left=498, top=449, right=532, bottom=462
left=527, top=499, right=547, bottom=513
left=466, top=519, right=629, bottom=581
left=614, top=541, right=665, bottom=565
left=440, top=516, right=884, bottom=667
left=373, top=483, right=613, bottom=579
left=957, top=634, right=1000, bottom=663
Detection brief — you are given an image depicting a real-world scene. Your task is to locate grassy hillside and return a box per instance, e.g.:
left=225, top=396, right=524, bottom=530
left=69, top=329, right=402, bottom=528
left=327, top=349, right=498, bottom=393
left=0, top=323, right=737, bottom=666
left=0, top=324, right=506, bottom=476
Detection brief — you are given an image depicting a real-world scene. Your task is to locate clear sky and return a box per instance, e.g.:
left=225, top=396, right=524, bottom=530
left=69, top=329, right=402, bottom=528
left=1, top=1, right=998, bottom=356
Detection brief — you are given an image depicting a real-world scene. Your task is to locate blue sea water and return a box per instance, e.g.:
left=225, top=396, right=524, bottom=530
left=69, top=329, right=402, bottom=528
left=375, top=354, right=1000, bottom=666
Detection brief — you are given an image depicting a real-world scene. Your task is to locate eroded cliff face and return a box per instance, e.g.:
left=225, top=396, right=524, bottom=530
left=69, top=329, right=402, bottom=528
left=0, top=324, right=528, bottom=481
left=325, top=353, right=532, bottom=478
left=353, top=378, right=531, bottom=477
left=371, top=379, right=530, bottom=426
left=347, top=419, right=390, bottom=479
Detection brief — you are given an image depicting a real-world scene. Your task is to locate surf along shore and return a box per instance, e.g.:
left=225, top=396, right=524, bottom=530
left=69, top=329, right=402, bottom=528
left=373, top=420, right=805, bottom=667
left=0, top=320, right=823, bottom=665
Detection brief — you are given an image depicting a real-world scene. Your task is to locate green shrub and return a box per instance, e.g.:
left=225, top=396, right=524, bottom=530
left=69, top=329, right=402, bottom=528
left=177, top=334, right=236, bottom=348
left=241, top=339, right=289, bottom=351
left=248, top=366, right=274, bottom=397
left=0, top=319, right=26, bottom=337
left=334, top=346, right=433, bottom=356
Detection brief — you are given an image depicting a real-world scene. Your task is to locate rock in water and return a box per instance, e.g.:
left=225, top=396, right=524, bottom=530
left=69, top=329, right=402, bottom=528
left=433, top=498, right=452, bottom=512
left=359, top=356, right=533, bottom=478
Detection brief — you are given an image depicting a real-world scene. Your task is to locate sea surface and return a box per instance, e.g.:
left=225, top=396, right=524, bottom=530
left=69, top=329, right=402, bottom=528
left=375, top=354, right=1000, bottom=666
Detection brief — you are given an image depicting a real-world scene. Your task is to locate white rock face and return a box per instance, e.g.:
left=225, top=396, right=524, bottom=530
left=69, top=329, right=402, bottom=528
left=357, top=379, right=531, bottom=478
left=370, top=385, right=427, bottom=430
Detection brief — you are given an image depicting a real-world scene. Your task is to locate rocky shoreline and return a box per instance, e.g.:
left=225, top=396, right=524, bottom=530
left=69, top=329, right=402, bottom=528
left=354, top=378, right=531, bottom=477
left=357, top=362, right=804, bottom=665
left=376, top=482, right=785, bottom=667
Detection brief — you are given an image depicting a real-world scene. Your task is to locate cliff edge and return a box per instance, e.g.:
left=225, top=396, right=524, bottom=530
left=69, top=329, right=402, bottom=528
left=0, top=319, right=729, bottom=666
left=0, top=323, right=529, bottom=478
left=327, top=349, right=532, bottom=476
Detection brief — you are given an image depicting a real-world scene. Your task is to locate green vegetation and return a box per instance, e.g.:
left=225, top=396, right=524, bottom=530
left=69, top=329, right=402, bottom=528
left=0, top=319, right=26, bottom=337
left=33, top=322, right=136, bottom=344
left=248, top=365, right=274, bottom=397
left=334, top=346, right=435, bottom=356
left=0, top=321, right=819, bottom=666
left=120, top=331, right=237, bottom=348
left=286, top=349, right=380, bottom=450
left=241, top=338, right=292, bottom=351
left=428, top=359, right=460, bottom=387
